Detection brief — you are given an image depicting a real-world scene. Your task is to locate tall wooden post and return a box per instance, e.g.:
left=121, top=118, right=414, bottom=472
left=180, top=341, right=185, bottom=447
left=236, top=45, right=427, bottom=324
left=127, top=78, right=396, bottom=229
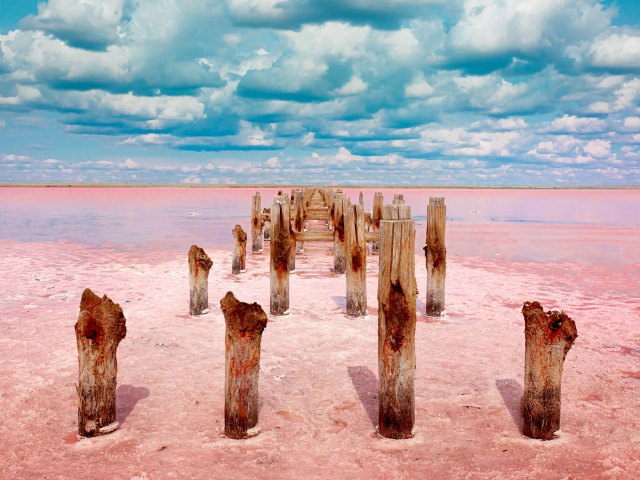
left=232, top=224, right=247, bottom=274
left=522, top=301, right=577, bottom=440
left=359, top=191, right=364, bottom=208
left=333, top=193, right=347, bottom=274
left=189, top=245, right=212, bottom=315
left=378, top=204, right=416, bottom=439
left=425, top=197, right=446, bottom=316
left=294, top=191, right=305, bottom=253
left=372, top=192, right=383, bottom=253
left=270, top=198, right=290, bottom=315
left=220, top=291, right=268, bottom=439
left=75, top=288, right=127, bottom=437
left=345, top=204, right=367, bottom=316
left=251, top=192, right=263, bottom=253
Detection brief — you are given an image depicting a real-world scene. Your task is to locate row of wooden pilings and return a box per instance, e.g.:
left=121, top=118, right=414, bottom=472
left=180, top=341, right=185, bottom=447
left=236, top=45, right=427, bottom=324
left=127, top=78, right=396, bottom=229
left=74, top=187, right=577, bottom=442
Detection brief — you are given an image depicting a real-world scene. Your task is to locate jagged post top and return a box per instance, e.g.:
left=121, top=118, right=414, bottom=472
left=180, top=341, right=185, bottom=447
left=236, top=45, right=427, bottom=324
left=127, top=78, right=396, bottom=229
left=522, top=301, right=578, bottom=354
left=381, top=204, right=411, bottom=220
left=429, top=197, right=445, bottom=206
left=76, top=288, right=127, bottom=344
left=188, top=244, right=213, bottom=270
left=220, top=291, right=268, bottom=336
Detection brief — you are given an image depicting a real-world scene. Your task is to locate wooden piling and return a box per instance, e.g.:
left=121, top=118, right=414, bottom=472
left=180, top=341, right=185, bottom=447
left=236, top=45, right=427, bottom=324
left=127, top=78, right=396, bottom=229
left=220, top=291, right=268, bottom=439
left=333, top=193, right=347, bottom=274
left=262, top=208, right=271, bottom=241
left=232, top=224, right=248, bottom=274
left=294, top=191, right=305, bottom=253
left=75, top=288, right=127, bottom=437
left=392, top=194, right=405, bottom=205
left=425, top=197, right=446, bottom=316
left=372, top=192, right=383, bottom=253
left=189, top=245, right=212, bottom=315
left=521, top=301, right=577, bottom=440
left=251, top=192, right=263, bottom=253
left=270, top=198, right=291, bottom=315
left=345, top=204, right=367, bottom=316
left=359, top=191, right=364, bottom=208
left=378, top=204, right=416, bottom=439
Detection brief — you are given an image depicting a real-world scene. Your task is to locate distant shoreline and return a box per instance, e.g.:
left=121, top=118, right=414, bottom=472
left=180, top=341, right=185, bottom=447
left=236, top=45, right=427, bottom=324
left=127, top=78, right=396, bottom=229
left=0, top=182, right=638, bottom=190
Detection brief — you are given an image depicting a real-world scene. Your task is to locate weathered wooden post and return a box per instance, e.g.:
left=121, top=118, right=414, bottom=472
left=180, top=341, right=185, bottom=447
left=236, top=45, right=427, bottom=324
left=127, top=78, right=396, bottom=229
left=220, top=291, right=268, bottom=439
left=521, top=301, right=577, bottom=440
left=333, top=193, right=347, bottom=274
left=251, top=192, right=263, bottom=253
left=262, top=208, right=270, bottom=241
left=232, top=224, right=247, bottom=274
left=294, top=191, right=305, bottom=253
left=425, top=197, right=446, bottom=316
left=75, top=288, right=127, bottom=437
left=270, top=197, right=291, bottom=315
left=345, top=204, right=367, bottom=316
left=372, top=192, right=383, bottom=253
left=393, top=193, right=405, bottom=205
left=378, top=204, right=416, bottom=439
left=189, top=245, right=212, bottom=315
left=359, top=191, right=364, bottom=208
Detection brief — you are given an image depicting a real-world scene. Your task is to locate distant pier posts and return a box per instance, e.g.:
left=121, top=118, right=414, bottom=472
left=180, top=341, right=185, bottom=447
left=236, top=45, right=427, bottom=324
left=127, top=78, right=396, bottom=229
left=345, top=204, right=367, bottom=316
left=262, top=208, right=271, bottom=241
left=251, top=192, right=263, bottom=253
left=189, top=244, right=212, bottom=315
left=372, top=192, right=383, bottom=253
left=521, top=302, right=577, bottom=440
left=220, top=291, right=268, bottom=439
left=425, top=197, right=446, bottom=316
left=270, top=197, right=291, bottom=315
left=75, top=288, right=127, bottom=437
left=333, top=192, right=347, bottom=274
left=393, top=194, right=405, bottom=205
left=232, top=224, right=247, bottom=274
left=294, top=191, right=305, bottom=253
left=378, top=204, right=416, bottom=439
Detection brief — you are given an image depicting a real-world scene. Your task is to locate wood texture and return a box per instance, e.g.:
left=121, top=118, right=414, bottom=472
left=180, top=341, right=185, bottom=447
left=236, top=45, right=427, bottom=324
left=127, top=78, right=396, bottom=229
left=188, top=244, right=212, bottom=315
left=294, top=191, right=305, bottom=253
left=220, top=291, right=268, bottom=439
left=521, top=301, right=577, bottom=440
left=75, top=288, right=127, bottom=437
left=345, top=204, right=367, bottom=316
left=372, top=192, right=383, bottom=253
left=333, top=193, right=347, bottom=274
left=377, top=206, right=416, bottom=439
left=232, top=224, right=247, bottom=274
left=251, top=193, right=263, bottom=253
left=425, top=197, right=446, bottom=316
left=270, top=198, right=291, bottom=315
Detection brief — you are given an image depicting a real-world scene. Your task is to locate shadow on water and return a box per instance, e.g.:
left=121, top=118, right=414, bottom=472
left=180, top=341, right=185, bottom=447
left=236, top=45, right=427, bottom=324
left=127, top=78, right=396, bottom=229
left=496, top=378, right=523, bottom=432
left=348, top=366, right=378, bottom=428
left=117, top=384, right=150, bottom=424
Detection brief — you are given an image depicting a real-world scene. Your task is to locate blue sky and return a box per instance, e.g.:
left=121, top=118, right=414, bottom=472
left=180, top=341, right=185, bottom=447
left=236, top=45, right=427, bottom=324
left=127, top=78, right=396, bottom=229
left=0, top=0, right=639, bottom=186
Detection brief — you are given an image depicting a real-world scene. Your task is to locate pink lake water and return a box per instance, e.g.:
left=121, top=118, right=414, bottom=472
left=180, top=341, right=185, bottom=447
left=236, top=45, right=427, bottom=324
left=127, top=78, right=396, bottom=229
left=0, top=187, right=639, bottom=479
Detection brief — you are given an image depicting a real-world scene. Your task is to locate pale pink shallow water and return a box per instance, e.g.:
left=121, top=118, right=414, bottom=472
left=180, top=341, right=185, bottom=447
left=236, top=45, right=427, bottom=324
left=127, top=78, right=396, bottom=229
left=0, top=187, right=639, bottom=479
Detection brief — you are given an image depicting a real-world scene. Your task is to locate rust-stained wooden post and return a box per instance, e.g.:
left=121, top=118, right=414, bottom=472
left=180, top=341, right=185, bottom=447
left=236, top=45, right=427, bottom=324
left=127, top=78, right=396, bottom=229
left=333, top=193, right=347, bottom=274
left=378, top=204, right=416, bottom=439
left=220, top=291, right=268, bottom=439
left=189, top=245, right=212, bottom=315
left=232, top=224, right=247, bottom=274
left=372, top=192, right=383, bottom=253
left=521, top=301, right=577, bottom=440
left=262, top=208, right=270, bottom=241
left=251, top=192, right=263, bottom=253
left=345, top=204, right=367, bottom=316
left=75, top=288, right=126, bottom=437
left=270, top=198, right=290, bottom=315
left=294, top=191, right=305, bottom=253
left=425, top=197, right=446, bottom=316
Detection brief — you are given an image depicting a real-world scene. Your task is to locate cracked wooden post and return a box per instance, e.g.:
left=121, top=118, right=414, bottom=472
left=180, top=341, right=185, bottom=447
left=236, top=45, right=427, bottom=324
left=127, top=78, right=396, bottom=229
left=189, top=244, right=212, bottom=315
left=232, top=224, right=247, bottom=274
left=345, top=204, right=367, bottom=316
left=378, top=204, right=416, bottom=439
left=262, top=208, right=270, bottom=242
left=521, top=301, right=577, bottom=440
left=333, top=192, right=347, bottom=274
left=220, top=291, right=268, bottom=439
left=251, top=192, right=263, bottom=254
left=425, top=197, right=446, bottom=316
left=294, top=191, right=305, bottom=253
left=372, top=192, right=383, bottom=253
left=270, top=197, right=290, bottom=315
left=75, top=288, right=126, bottom=437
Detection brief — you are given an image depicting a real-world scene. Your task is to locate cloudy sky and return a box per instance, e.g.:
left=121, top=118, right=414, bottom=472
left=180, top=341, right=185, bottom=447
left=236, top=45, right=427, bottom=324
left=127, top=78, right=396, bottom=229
left=1, top=0, right=639, bottom=185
